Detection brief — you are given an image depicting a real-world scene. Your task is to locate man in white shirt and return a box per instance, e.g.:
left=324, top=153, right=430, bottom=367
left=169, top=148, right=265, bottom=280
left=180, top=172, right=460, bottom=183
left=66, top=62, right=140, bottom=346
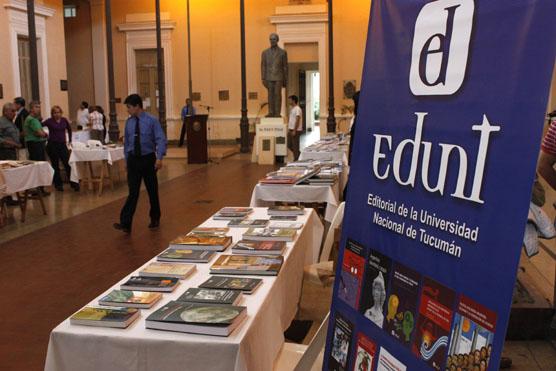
left=88, top=106, right=105, bottom=143
left=77, top=101, right=89, bottom=129
left=288, top=95, right=303, bottom=160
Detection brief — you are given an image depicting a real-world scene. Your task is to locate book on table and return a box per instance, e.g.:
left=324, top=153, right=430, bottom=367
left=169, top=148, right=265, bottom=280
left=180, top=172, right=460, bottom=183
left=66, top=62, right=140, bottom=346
left=210, top=255, right=283, bottom=276
left=70, top=306, right=139, bottom=328
left=199, top=276, right=263, bottom=294
left=267, top=205, right=305, bottom=216
left=120, top=276, right=179, bottom=292
left=188, top=227, right=230, bottom=237
left=227, top=219, right=269, bottom=228
left=99, top=290, right=162, bottom=309
left=177, top=288, right=243, bottom=305
left=231, top=240, right=286, bottom=256
left=139, top=262, right=197, bottom=279
left=259, top=168, right=319, bottom=185
left=269, top=215, right=298, bottom=221
left=267, top=221, right=304, bottom=230
left=169, top=234, right=232, bottom=251
left=146, top=301, right=247, bottom=337
left=157, top=248, right=215, bottom=263
left=242, top=227, right=297, bottom=242
left=213, top=207, right=253, bottom=220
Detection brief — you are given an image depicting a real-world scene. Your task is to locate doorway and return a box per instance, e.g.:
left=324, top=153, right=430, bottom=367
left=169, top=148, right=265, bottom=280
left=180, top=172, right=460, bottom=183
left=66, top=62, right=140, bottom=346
left=135, top=49, right=161, bottom=117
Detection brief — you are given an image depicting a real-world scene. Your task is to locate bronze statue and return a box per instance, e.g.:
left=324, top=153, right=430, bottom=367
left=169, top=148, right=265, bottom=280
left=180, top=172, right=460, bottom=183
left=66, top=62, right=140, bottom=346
left=261, top=33, right=288, bottom=117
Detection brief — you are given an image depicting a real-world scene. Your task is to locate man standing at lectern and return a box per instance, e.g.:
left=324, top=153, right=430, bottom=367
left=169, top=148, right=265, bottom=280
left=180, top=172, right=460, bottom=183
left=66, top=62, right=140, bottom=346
left=114, top=94, right=167, bottom=233
left=261, top=33, right=288, bottom=117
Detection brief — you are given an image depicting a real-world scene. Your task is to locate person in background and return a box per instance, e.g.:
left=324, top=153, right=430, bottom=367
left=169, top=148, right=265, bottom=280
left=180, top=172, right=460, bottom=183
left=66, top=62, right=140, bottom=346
left=113, top=94, right=167, bottom=234
left=96, top=105, right=108, bottom=143
left=287, top=95, right=303, bottom=160
left=42, top=106, right=79, bottom=192
left=14, top=97, right=28, bottom=145
left=538, top=110, right=556, bottom=190
left=77, top=101, right=89, bottom=129
left=24, top=101, right=49, bottom=195
left=181, top=98, right=196, bottom=119
left=0, top=103, right=21, bottom=160
left=88, top=106, right=104, bottom=143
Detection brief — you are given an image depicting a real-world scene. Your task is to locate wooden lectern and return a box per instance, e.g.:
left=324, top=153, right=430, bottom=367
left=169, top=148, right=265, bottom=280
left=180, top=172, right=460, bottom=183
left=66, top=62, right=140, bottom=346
left=183, top=114, right=208, bottom=164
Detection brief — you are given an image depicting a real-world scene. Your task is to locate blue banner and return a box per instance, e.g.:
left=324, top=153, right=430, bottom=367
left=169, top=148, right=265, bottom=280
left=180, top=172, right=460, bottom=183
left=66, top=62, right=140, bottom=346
left=324, top=1, right=556, bottom=370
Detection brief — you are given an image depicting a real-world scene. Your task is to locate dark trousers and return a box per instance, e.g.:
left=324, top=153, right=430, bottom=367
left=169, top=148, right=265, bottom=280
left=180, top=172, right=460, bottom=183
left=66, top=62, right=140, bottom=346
left=27, top=141, right=46, bottom=161
left=120, top=153, right=160, bottom=229
left=46, top=142, right=72, bottom=187
left=267, top=80, right=283, bottom=117
left=288, top=130, right=301, bottom=160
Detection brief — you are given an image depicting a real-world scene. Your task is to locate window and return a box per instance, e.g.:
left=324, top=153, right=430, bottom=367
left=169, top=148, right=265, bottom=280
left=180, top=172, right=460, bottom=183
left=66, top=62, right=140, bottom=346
left=64, top=5, right=77, bottom=18
left=17, top=36, right=32, bottom=102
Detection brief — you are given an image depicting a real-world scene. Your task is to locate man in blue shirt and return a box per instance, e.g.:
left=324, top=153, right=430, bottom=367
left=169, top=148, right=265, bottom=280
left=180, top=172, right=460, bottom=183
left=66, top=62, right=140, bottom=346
left=114, top=94, right=167, bottom=233
left=181, top=98, right=196, bottom=119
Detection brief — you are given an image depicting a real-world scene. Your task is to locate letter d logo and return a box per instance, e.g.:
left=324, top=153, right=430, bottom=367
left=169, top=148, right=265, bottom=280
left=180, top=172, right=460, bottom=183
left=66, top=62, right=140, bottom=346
left=410, top=0, right=474, bottom=96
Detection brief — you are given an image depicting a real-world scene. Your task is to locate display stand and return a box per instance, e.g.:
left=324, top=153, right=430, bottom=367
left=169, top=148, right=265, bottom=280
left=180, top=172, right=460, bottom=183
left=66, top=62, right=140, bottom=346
left=185, top=114, right=209, bottom=164
left=253, top=117, right=287, bottom=163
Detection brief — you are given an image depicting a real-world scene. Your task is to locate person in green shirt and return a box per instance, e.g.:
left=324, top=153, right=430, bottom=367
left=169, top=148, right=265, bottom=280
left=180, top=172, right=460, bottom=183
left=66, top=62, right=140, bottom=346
left=24, top=101, right=49, bottom=196
left=24, top=101, right=47, bottom=161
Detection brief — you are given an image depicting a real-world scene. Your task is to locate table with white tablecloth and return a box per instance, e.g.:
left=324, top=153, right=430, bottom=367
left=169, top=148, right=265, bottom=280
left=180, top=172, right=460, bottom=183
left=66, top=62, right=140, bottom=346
left=45, top=207, right=324, bottom=371
left=0, top=161, right=54, bottom=222
left=298, top=148, right=348, bottom=164
left=250, top=182, right=340, bottom=222
left=69, top=147, right=125, bottom=195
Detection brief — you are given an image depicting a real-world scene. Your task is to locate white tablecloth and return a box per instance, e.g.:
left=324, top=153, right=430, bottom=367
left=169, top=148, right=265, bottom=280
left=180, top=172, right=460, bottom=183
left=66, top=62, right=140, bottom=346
left=299, top=149, right=348, bottom=165
left=45, top=208, right=324, bottom=371
left=68, top=147, right=125, bottom=183
left=250, top=183, right=340, bottom=222
left=0, top=161, right=54, bottom=195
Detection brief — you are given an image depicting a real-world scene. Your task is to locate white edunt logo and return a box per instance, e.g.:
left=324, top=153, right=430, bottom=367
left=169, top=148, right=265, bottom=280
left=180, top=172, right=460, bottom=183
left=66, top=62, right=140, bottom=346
left=410, top=0, right=475, bottom=96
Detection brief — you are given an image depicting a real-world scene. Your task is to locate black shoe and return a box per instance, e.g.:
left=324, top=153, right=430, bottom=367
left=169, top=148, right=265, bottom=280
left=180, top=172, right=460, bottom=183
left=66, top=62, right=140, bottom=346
left=148, top=220, right=160, bottom=229
left=113, top=223, right=131, bottom=234
left=70, top=182, right=80, bottom=192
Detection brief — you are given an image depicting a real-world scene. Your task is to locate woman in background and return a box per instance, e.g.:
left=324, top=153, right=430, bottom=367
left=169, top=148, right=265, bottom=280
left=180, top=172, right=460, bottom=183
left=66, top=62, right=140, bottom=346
left=43, top=106, right=79, bottom=192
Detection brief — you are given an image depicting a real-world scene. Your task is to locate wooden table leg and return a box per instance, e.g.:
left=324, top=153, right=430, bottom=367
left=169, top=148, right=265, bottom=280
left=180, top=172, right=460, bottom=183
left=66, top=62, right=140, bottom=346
left=87, top=162, right=94, bottom=191
left=98, top=161, right=105, bottom=196
left=18, top=191, right=28, bottom=223
left=37, top=190, right=47, bottom=215
left=107, top=161, right=114, bottom=191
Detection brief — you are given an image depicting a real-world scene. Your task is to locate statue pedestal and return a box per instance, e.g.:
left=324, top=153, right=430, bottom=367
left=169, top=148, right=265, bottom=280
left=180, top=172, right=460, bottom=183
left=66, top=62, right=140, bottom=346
left=252, top=117, right=287, bottom=163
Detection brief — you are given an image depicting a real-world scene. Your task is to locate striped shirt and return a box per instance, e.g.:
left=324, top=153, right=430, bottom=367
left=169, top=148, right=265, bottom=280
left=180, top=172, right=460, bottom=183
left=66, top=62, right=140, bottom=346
left=542, top=119, right=556, bottom=156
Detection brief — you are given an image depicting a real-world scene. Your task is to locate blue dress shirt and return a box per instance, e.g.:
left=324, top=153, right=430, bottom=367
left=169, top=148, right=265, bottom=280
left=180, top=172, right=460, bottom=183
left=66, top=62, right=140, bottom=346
left=181, top=106, right=196, bottom=119
left=124, top=111, right=167, bottom=160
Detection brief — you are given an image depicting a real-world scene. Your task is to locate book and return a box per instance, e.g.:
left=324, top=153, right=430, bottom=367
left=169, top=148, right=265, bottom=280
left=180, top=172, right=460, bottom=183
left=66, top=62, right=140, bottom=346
left=210, top=255, right=283, bottom=276
left=146, top=301, right=247, bottom=336
left=377, top=347, right=406, bottom=371
left=411, top=277, right=456, bottom=370
left=70, top=306, right=139, bottom=328
left=445, top=295, right=497, bottom=371
left=213, top=207, right=253, bottom=220
left=157, top=249, right=215, bottom=263
left=269, top=215, right=298, bottom=221
left=188, top=227, right=230, bottom=237
left=329, top=312, right=354, bottom=371
left=139, top=262, right=196, bottom=279
left=359, top=248, right=392, bottom=329
left=242, top=228, right=297, bottom=242
left=199, top=276, right=263, bottom=294
left=352, top=333, right=377, bottom=371
left=177, top=288, right=243, bottom=305
left=231, top=240, right=286, bottom=256
left=338, top=239, right=366, bottom=310
left=169, top=235, right=232, bottom=251
left=267, top=221, right=303, bottom=230
left=267, top=205, right=305, bottom=216
left=120, top=276, right=179, bottom=292
left=384, top=263, right=422, bottom=347
left=99, top=290, right=162, bottom=309
left=227, top=219, right=269, bottom=228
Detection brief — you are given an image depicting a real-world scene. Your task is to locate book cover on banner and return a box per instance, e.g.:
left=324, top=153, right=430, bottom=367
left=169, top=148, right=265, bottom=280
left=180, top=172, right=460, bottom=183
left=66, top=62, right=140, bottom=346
left=322, top=0, right=556, bottom=369
left=411, top=277, right=456, bottom=370
left=377, top=347, right=406, bottom=371
left=445, top=295, right=497, bottom=371
left=359, top=248, right=392, bottom=329
left=329, top=312, right=354, bottom=371
left=338, top=239, right=366, bottom=309
left=383, top=263, right=421, bottom=347
left=352, top=332, right=377, bottom=371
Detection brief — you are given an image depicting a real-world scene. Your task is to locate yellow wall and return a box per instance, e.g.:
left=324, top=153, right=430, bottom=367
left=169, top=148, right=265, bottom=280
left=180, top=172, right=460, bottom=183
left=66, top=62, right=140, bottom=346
left=105, top=0, right=371, bottom=139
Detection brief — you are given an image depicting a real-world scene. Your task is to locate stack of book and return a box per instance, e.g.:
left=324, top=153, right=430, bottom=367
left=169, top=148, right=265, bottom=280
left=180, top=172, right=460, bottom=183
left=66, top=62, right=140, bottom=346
left=210, top=255, right=284, bottom=276
left=231, top=240, right=286, bottom=256
left=243, top=227, right=297, bottom=242
left=267, top=205, right=305, bottom=216
left=70, top=307, right=140, bottom=328
left=259, top=168, right=319, bottom=185
left=168, top=234, right=232, bottom=252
